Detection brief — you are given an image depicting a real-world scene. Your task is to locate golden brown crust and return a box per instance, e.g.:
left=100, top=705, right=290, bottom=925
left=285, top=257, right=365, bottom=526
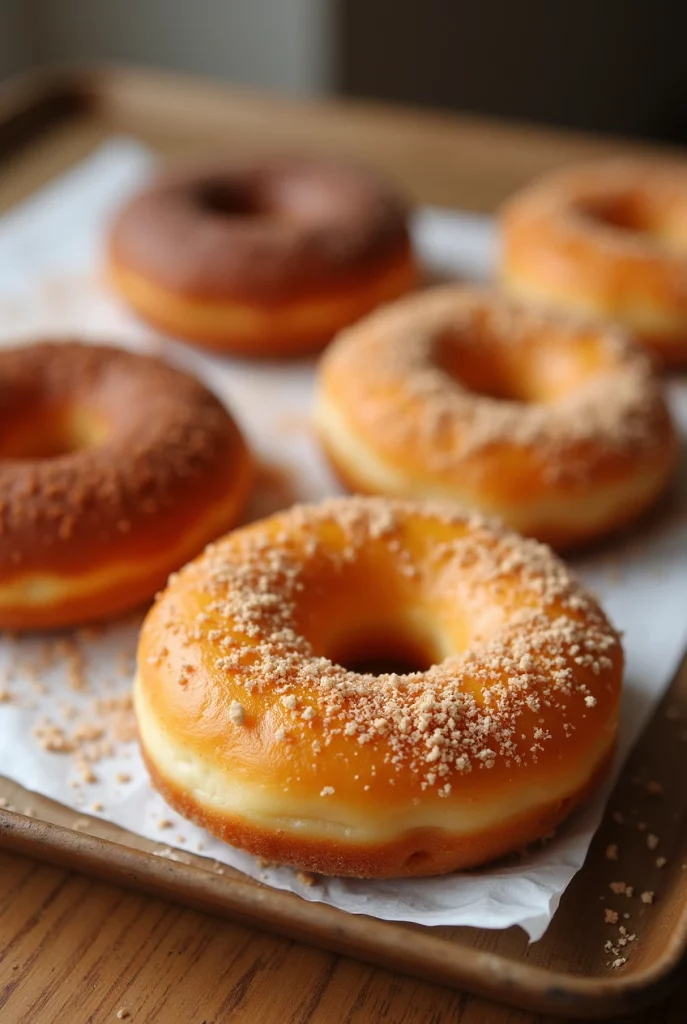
left=500, top=159, right=687, bottom=366
left=108, top=158, right=417, bottom=355
left=313, top=285, right=678, bottom=548
left=142, top=743, right=613, bottom=877
left=136, top=497, right=623, bottom=877
left=0, top=341, right=252, bottom=628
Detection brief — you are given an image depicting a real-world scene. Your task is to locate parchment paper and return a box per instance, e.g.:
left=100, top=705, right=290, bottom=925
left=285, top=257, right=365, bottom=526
left=0, top=139, right=685, bottom=940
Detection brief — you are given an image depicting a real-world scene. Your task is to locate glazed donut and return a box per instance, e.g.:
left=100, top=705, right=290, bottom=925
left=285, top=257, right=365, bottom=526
left=0, top=341, right=252, bottom=629
left=314, top=286, right=678, bottom=549
left=135, top=497, right=623, bottom=878
left=500, top=159, right=687, bottom=365
left=107, top=157, right=417, bottom=356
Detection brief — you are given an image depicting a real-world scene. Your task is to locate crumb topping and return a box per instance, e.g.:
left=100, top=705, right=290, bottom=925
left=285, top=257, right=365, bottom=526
left=321, top=286, right=671, bottom=484
left=0, top=341, right=239, bottom=573
left=149, top=497, right=620, bottom=793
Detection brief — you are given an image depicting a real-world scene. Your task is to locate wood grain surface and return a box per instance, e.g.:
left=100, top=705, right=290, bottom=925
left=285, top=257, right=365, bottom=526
left=0, top=66, right=686, bottom=1023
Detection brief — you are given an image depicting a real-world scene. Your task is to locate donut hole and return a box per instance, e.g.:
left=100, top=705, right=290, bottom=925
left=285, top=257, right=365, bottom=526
left=327, top=625, right=438, bottom=676
left=434, top=329, right=535, bottom=403
left=0, top=404, right=109, bottom=460
left=434, top=324, right=619, bottom=404
left=195, top=180, right=263, bottom=219
left=578, top=192, right=657, bottom=236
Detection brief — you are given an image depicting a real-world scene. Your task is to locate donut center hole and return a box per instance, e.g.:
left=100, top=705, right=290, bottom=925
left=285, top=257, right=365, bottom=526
left=435, top=331, right=531, bottom=403
left=328, top=626, right=437, bottom=676
left=0, top=405, right=109, bottom=460
left=577, top=192, right=687, bottom=252
left=195, top=181, right=263, bottom=218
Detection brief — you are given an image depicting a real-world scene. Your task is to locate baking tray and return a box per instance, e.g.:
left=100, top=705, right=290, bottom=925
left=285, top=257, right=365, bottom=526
left=0, top=65, right=686, bottom=1018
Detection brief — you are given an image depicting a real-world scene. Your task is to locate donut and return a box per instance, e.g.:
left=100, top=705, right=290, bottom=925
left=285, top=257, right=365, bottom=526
left=134, top=497, right=623, bottom=878
left=0, top=341, right=252, bottom=629
left=314, top=286, right=678, bottom=549
left=500, top=159, right=687, bottom=365
left=107, top=157, right=417, bottom=357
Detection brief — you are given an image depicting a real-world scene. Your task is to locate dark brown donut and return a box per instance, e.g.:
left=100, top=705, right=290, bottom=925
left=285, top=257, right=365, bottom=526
left=107, top=158, right=417, bottom=356
left=0, top=341, right=252, bottom=628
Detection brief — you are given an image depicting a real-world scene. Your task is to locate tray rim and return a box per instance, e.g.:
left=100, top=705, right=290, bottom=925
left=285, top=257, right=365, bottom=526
left=1, top=807, right=686, bottom=1020
left=0, top=62, right=686, bottom=1019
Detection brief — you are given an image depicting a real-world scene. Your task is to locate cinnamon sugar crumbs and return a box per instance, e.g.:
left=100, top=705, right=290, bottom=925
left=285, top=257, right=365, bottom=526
left=604, top=909, right=619, bottom=924
left=320, top=287, right=669, bottom=485
left=229, top=701, right=245, bottom=725
left=297, top=871, right=317, bottom=887
left=640, top=891, right=654, bottom=904
left=154, top=497, right=620, bottom=795
left=605, top=844, right=619, bottom=861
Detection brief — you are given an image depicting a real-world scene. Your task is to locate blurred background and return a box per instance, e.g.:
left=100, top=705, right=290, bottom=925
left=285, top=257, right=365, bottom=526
left=2, top=0, right=687, bottom=142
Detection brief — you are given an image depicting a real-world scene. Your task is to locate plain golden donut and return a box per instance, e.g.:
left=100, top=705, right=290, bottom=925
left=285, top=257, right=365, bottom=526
left=135, top=497, right=623, bottom=878
left=107, top=158, right=417, bottom=357
left=500, top=159, right=687, bottom=365
left=0, top=341, right=252, bottom=629
left=314, top=285, right=678, bottom=549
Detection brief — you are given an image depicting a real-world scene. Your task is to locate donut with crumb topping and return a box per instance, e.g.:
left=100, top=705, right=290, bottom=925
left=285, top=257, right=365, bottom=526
left=135, top=497, right=623, bottom=878
left=0, top=341, right=252, bottom=629
left=314, top=285, right=678, bottom=549
left=500, top=160, right=687, bottom=366
left=107, top=157, right=417, bottom=356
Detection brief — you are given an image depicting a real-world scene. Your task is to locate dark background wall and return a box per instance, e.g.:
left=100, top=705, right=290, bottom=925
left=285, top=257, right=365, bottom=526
left=336, top=0, right=687, bottom=143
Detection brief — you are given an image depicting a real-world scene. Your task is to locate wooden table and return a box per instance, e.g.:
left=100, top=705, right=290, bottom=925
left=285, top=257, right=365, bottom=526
left=0, top=73, right=685, bottom=1023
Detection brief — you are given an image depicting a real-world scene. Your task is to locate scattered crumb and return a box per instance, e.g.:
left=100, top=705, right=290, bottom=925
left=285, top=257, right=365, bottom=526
left=640, top=891, right=654, bottom=904
left=91, top=802, right=104, bottom=812
left=605, top=844, right=619, bottom=861
left=656, top=857, right=667, bottom=868
left=116, top=772, right=132, bottom=784
left=646, top=834, right=659, bottom=851
left=644, top=780, right=664, bottom=796
left=156, top=819, right=173, bottom=830
left=319, top=786, right=335, bottom=797
left=229, top=700, right=245, bottom=726
left=610, top=957, right=626, bottom=969
left=297, top=871, right=317, bottom=887
left=116, top=1007, right=131, bottom=1019
left=612, top=811, right=625, bottom=825
left=604, top=909, right=619, bottom=924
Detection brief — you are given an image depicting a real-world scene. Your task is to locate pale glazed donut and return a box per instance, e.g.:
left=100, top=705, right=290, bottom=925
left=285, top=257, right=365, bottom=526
left=500, top=159, right=687, bottom=365
left=314, top=285, right=678, bottom=550
left=135, top=497, right=623, bottom=878
left=107, top=157, right=417, bottom=357
left=0, top=341, right=252, bottom=629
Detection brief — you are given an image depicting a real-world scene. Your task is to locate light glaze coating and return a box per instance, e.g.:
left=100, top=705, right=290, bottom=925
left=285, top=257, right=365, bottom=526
left=135, top=497, right=623, bottom=877
left=0, top=341, right=252, bottom=629
left=501, top=159, right=687, bottom=365
left=108, top=158, right=417, bottom=356
left=314, top=286, right=678, bottom=549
